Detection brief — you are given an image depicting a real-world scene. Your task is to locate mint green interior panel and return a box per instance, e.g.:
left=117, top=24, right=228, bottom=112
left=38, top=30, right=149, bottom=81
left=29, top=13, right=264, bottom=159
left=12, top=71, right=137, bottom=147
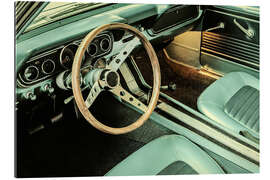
left=197, top=72, right=259, bottom=138
left=105, top=135, right=224, bottom=176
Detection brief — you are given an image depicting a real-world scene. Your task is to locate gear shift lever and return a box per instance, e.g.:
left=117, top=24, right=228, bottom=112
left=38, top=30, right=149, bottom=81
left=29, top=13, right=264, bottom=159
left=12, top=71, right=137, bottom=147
left=160, top=82, right=177, bottom=91
left=147, top=82, right=177, bottom=104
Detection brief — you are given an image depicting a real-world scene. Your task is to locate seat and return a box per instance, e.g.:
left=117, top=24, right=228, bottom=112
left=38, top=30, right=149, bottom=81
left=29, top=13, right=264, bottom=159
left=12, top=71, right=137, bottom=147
left=197, top=72, right=259, bottom=138
left=105, top=135, right=224, bottom=176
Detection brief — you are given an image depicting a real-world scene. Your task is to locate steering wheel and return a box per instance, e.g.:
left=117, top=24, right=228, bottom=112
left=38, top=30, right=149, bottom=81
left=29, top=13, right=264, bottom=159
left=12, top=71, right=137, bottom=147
left=72, top=23, right=161, bottom=135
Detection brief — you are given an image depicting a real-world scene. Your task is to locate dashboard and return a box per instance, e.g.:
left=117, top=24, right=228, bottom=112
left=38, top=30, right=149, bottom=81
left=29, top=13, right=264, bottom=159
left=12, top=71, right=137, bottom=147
left=17, top=32, right=114, bottom=87
left=16, top=4, right=202, bottom=104
left=15, top=3, right=202, bottom=135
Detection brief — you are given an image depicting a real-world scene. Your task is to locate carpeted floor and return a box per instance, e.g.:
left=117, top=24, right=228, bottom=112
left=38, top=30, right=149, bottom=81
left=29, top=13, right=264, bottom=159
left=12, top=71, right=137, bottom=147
left=16, top=93, right=146, bottom=177
left=17, top=91, right=171, bottom=178
left=133, top=49, right=216, bottom=110
left=17, top=117, right=145, bottom=177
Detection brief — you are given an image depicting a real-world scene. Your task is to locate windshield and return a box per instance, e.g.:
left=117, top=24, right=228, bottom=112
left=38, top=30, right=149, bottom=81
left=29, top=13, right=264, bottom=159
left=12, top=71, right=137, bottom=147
left=25, top=2, right=108, bottom=32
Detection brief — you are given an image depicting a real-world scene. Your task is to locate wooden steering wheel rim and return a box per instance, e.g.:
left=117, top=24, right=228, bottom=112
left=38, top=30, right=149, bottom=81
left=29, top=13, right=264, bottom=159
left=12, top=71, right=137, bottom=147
left=72, top=23, right=161, bottom=135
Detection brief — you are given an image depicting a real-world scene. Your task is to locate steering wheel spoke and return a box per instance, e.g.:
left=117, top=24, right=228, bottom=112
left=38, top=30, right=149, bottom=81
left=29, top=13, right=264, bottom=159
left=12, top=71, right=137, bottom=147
left=85, top=81, right=103, bottom=108
left=110, top=85, right=147, bottom=112
left=108, top=37, right=141, bottom=71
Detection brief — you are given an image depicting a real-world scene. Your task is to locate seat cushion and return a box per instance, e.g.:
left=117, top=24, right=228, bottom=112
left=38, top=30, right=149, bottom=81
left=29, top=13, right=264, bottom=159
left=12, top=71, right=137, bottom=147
left=224, top=85, right=259, bottom=133
left=197, top=72, right=259, bottom=137
left=105, top=135, right=224, bottom=176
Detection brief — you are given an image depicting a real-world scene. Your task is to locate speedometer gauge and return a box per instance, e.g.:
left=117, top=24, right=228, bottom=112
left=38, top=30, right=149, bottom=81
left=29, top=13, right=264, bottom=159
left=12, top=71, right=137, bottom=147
left=59, top=46, right=74, bottom=69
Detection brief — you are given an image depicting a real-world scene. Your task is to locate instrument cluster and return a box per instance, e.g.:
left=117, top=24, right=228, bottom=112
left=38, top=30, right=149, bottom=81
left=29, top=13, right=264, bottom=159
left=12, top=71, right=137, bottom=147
left=18, top=32, right=113, bottom=87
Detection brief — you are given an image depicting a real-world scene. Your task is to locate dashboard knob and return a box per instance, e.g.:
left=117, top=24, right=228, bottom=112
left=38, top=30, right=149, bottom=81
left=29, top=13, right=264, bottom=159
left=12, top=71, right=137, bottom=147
left=42, top=84, right=54, bottom=94
left=139, top=26, right=144, bottom=32
left=24, top=91, right=37, bottom=101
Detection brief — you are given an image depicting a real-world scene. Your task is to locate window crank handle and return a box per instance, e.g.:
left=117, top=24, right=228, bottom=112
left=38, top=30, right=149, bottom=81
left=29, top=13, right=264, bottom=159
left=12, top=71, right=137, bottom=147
left=233, top=19, right=254, bottom=38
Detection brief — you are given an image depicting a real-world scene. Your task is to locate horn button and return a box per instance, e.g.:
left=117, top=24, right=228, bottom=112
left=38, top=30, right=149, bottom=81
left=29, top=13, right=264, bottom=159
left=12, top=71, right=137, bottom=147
left=101, top=70, right=120, bottom=89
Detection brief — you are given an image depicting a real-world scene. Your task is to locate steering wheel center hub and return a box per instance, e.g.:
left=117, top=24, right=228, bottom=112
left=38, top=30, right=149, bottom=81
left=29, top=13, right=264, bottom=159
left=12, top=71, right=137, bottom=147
left=99, top=69, right=120, bottom=89
left=105, top=70, right=119, bottom=88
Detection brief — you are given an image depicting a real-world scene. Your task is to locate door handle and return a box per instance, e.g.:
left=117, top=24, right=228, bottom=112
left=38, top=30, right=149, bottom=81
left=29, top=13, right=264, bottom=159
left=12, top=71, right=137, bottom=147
left=205, top=22, right=225, bottom=32
left=233, top=19, right=254, bottom=38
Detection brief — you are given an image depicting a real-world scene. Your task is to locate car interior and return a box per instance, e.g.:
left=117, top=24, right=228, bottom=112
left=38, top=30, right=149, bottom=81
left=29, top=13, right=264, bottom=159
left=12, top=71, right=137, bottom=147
left=15, top=2, right=259, bottom=177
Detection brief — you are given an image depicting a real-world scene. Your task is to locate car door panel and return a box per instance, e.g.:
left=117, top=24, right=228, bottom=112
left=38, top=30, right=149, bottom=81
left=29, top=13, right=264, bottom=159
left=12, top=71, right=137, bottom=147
left=200, top=6, right=259, bottom=77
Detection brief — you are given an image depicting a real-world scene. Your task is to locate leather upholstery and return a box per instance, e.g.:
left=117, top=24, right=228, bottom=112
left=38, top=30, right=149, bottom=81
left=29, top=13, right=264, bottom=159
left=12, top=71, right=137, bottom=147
left=197, top=72, right=259, bottom=138
left=105, top=135, right=224, bottom=176
left=224, top=86, right=259, bottom=133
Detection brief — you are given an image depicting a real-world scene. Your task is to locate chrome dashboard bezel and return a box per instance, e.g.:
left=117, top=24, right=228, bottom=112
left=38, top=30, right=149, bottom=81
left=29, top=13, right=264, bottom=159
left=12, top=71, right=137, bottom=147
left=41, top=59, right=56, bottom=74
left=24, top=65, right=39, bottom=81
left=59, top=43, right=77, bottom=70
left=87, top=42, right=98, bottom=56
left=86, top=33, right=113, bottom=57
left=99, top=36, right=111, bottom=52
left=18, top=32, right=113, bottom=88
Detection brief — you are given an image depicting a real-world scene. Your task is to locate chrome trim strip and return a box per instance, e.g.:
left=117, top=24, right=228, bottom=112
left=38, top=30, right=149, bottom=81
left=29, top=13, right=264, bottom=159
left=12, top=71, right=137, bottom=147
left=26, top=46, right=64, bottom=63
left=18, top=73, right=54, bottom=86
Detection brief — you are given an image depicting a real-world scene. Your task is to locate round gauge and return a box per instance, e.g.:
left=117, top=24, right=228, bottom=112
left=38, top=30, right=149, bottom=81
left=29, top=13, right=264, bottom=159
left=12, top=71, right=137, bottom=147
left=60, top=46, right=75, bottom=69
left=87, top=43, right=98, bottom=56
left=100, top=38, right=110, bottom=51
left=24, top=65, right=39, bottom=81
left=42, top=59, right=55, bottom=74
left=94, top=58, right=106, bottom=69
